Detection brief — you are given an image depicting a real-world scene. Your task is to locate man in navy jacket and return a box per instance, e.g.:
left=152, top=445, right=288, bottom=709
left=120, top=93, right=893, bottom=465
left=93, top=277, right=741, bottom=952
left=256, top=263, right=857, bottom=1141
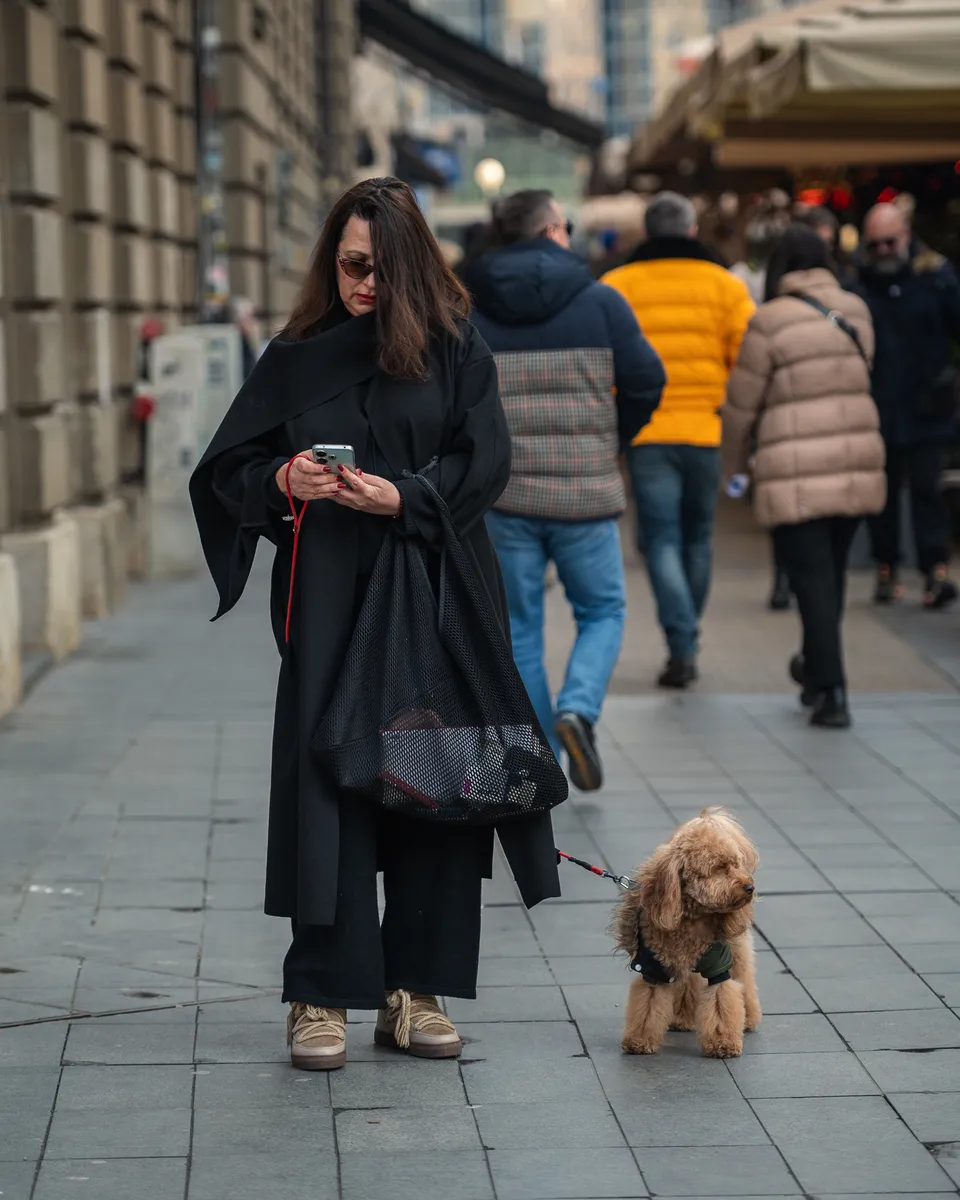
left=855, top=204, right=960, bottom=608
left=463, top=189, right=665, bottom=791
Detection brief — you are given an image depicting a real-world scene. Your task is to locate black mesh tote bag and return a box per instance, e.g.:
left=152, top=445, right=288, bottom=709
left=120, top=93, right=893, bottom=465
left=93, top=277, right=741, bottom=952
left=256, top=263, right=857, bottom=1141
left=311, top=472, right=568, bottom=824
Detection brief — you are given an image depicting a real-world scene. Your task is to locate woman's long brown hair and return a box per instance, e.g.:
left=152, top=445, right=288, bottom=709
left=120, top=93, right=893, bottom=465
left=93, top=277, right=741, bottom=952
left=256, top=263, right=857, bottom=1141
left=283, top=177, right=470, bottom=380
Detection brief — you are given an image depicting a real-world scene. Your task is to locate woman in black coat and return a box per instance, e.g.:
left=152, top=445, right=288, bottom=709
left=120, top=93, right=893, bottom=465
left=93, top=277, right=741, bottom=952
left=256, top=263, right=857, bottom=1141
left=190, top=178, right=561, bottom=1070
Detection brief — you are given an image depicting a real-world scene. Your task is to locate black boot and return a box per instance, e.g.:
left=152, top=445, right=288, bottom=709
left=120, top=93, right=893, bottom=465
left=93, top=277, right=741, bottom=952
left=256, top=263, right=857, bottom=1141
left=810, top=688, right=852, bottom=729
left=923, top=566, right=958, bottom=610
left=789, top=654, right=817, bottom=708
left=555, top=712, right=603, bottom=792
left=874, top=564, right=901, bottom=605
left=658, top=658, right=698, bottom=689
left=769, top=569, right=791, bottom=611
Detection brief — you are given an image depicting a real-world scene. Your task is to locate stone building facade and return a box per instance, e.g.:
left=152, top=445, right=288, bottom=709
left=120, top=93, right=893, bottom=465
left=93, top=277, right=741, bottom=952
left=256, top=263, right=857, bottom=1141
left=0, top=0, right=337, bottom=717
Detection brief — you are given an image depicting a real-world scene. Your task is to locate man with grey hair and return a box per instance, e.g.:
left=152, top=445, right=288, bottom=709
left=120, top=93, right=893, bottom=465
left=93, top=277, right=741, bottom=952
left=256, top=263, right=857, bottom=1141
left=603, top=192, right=754, bottom=687
left=855, top=203, right=960, bottom=609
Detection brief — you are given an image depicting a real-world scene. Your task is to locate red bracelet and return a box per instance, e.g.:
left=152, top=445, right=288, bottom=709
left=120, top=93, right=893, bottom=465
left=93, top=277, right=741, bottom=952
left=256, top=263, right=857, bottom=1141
left=394, top=492, right=404, bottom=519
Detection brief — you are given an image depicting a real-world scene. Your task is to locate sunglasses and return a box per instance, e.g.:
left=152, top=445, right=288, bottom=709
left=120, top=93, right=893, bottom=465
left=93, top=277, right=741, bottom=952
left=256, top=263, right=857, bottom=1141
left=337, top=250, right=375, bottom=281
left=540, top=220, right=575, bottom=238
left=865, top=236, right=900, bottom=252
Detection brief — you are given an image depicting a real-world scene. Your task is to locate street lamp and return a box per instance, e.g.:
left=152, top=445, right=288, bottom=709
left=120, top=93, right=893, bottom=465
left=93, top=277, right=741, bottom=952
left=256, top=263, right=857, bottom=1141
left=474, top=157, right=506, bottom=198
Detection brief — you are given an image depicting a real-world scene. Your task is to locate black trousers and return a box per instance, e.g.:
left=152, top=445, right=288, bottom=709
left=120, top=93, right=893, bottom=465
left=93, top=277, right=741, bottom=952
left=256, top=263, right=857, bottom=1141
left=282, top=801, right=488, bottom=1010
left=869, top=441, right=950, bottom=575
left=773, top=517, right=859, bottom=692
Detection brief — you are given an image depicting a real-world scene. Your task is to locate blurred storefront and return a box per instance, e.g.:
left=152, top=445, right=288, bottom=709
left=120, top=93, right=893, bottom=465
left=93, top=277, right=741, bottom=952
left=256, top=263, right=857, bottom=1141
left=609, top=0, right=960, bottom=257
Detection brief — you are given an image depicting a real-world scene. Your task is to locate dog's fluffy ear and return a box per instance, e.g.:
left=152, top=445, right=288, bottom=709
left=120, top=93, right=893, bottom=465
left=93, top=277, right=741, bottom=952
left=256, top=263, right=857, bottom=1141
left=639, top=844, right=683, bottom=931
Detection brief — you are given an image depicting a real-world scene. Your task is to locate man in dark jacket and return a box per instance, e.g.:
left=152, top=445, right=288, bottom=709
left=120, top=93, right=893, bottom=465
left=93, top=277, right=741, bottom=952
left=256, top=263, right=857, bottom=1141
left=463, top=189, right=665, bottom=792
left=855, top=203, right=960, bottom=608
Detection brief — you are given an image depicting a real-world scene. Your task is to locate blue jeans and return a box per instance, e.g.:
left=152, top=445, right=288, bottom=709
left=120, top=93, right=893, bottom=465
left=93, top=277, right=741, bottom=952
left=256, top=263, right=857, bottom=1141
left=485, top=512, right=626, bottom=756
left=628, top=444, right=721, bottom=661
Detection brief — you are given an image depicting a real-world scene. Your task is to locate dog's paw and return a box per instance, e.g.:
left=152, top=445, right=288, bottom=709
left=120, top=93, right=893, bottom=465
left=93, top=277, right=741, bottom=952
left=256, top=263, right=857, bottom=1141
left=701, top=1038, right=743, bottom=1059
left=621, top=1037, right=659, bottom=1055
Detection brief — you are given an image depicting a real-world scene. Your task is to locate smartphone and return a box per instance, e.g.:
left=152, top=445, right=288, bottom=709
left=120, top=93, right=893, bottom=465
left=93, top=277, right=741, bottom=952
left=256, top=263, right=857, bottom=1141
left=311, top=444, right=356, bottom=471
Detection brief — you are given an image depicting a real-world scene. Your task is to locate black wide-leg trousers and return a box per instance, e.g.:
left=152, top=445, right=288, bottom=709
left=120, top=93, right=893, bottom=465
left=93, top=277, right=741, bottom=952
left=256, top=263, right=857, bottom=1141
left=773, top=516, right=859, bottom=692
left=282, top=800, right=490, bottom=1011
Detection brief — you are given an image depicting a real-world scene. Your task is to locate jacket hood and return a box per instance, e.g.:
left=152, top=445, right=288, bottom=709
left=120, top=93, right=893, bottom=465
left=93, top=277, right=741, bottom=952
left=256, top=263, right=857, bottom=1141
left=628, top=235, right=726, bottom=267
left=463, top=238, right=595, bottom=326
left=777, top=267, right=839, bottom=299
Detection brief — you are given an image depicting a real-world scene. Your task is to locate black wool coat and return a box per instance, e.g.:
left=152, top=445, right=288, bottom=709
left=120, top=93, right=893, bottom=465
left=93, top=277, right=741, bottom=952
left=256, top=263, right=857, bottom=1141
left=189, top=313, right=561, bottom=925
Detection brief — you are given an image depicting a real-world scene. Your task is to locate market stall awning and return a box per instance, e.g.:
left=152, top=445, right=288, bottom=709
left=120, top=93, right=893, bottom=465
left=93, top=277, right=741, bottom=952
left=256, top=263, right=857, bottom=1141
left=631, top=0, right=960, bottom=172
left=358, top=0, right=605, bottom=148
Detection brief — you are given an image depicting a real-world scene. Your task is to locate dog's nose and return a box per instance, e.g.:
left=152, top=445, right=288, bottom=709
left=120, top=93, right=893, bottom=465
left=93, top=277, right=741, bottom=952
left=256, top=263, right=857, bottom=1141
left=743, top=883, right=755, bottom=894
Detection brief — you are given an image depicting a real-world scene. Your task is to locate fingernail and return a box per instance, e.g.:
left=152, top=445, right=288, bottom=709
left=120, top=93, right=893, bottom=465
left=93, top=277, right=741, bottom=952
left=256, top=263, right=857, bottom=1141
left=322, top=466, right=331, bottom=473
left=357, top=469, right=363, bottom=476
left=337, top=482, right=345, bottom=489
left=337, top=464, right=344, bottom=472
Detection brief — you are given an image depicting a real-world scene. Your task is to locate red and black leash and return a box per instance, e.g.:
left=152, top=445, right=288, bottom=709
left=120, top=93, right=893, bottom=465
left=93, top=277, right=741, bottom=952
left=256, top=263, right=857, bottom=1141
left=557, top=849, right=633, bottom=891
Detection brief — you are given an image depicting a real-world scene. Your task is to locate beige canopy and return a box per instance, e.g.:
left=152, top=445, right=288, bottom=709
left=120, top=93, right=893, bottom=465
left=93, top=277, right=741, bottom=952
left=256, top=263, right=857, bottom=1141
left=631, top=0, right=960, bottom=172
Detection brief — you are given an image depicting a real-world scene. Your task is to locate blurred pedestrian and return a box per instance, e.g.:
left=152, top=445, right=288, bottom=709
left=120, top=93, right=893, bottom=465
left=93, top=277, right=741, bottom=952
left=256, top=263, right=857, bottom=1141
left=796, top=205, right=839, bottom=253
left=723, top=225, right=886, bottom=729
left=191, top=178, right=561, bottom=1071
left=230, top=296, right=262, bottom=378
left=854, top=203, right=960, bottom=608
left=602, top=192, right=754, bottom=688
left=463, top=188, right=665, bottom=790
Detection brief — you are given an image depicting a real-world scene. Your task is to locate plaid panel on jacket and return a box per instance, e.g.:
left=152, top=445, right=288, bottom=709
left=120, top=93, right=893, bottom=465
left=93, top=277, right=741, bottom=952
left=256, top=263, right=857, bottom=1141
left=493, top=347, right=625, bottom=521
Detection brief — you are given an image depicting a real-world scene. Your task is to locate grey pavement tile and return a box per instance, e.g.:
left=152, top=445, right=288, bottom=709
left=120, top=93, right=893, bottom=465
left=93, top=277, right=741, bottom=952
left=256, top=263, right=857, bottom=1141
left=800, top=842, right=914, bottom=868
left=738, top=1013, right=846, bottom=1054
left=340, top=1150, right=492, bottom=1200
left=635, top=1146, right=799, bottom=1196
left=44, top=1104, right=191, bottom=1159
left=727, top=1050, right=878, bottom=1097
left=335, top=1106, right=479, bottom=1152
left=474, top=1100, right=625, bottom=1150
left=488, top=1148, right=646, bottom=1199
left=561, top=982, right=630, bottom=1023
left=931, top=1148, right=960, bottom=1191
left=201, top=881, right=266, bottom=910
left=192, top=1063, right=330, bottom=1108
left=752, top=1096, right=956, bottom=1194
left=778, top=943, right=910, bottom=978
left=194, top=1021, right=289, bottom=1064
left=782, top=972, right=942, bottom=1015
left=858, top=1048, right=960, bottom=1092
left=0, top=1024, right=68, bottom=1067
left=193, top=1104, right=335, bottom=1153
left=889, top=1093, right=960, bottom=1143
left=63, top=1020, right=195, bottom=1065
left=819, top=864, right=940, bottom=891
left=475, top=957, right=555, bottom=987
left=330, top=1059, right=466, bottom=1109
left=462, top=1056, right=605, bottom=1105
left=588, top=1042, right=740, bottom=1102
left=98, top=879, right=205, bottom=908
left=55, top=1064, right=194, bottom=1110
left=34, top=1158, right=187, bottom=1200
left=753, top=865, right=830, bottom=893
left=899, top=944, right=960, bottom=974
left=479, top=907, right=541, bottom=957
left=457, top=1021, right=583, bottom=1062
left=0, top=1162, right=36, bottom=1200
left=927, top=974, right=960, bottom=1006
left=528, top=903, right=614, bottom=957
left=188, top=1151, right=339, bottom=1200
left=196, top=993, right=283, bottom=1024
left=547, top=955, right=628, bottom=986
left=0, top=1106, right=53, bottom=1164
left=610, top=1092, right=771, bottom=1148
left=445, top=985, right=569, bottom=1024
left=830, top=1007, right=960, bottom=1050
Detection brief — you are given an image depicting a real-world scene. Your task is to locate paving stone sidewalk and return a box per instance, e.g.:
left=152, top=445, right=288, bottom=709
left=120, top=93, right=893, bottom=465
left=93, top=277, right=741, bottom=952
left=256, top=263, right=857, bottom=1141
left=2, top=558, right=960, bottom=1200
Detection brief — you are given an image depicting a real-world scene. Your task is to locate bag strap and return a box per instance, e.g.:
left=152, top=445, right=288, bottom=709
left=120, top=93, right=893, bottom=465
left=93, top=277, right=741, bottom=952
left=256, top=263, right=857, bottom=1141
left=791, top=291, right=869, bottom=365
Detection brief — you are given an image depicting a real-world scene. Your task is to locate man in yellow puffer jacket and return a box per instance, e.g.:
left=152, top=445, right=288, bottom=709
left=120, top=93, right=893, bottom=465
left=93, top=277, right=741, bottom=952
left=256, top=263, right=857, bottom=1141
left=603, top=193, right=755, bottom=688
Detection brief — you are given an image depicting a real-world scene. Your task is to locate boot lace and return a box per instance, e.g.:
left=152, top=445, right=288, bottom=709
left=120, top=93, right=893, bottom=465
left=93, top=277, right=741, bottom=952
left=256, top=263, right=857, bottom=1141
left=383, top=990, right=456, bottom=1049
left=287, top=1004, right=345, bottom=1047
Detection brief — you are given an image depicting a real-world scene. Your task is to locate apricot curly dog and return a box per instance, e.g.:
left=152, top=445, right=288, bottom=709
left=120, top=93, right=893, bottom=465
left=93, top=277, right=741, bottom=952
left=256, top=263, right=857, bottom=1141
left=613, top=807, right=761, bottom=1059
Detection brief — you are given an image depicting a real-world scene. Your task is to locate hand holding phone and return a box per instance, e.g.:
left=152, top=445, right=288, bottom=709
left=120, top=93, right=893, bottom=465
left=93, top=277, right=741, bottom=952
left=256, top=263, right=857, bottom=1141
left=311, top=444, right=356, bottom=471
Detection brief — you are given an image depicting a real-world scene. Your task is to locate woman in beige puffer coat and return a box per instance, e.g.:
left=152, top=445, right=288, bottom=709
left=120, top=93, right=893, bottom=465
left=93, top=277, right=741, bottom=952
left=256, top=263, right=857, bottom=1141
left=723, top=224, right=886, bottom=729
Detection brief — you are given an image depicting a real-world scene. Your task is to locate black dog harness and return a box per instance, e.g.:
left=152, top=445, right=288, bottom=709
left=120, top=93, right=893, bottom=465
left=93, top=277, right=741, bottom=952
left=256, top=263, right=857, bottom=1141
left=631, top=932, right=733, bottom=987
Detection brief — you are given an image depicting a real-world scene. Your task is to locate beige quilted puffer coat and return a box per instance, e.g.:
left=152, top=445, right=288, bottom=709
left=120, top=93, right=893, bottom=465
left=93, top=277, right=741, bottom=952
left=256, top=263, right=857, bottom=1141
left=723, top=267, right=886, bottom=528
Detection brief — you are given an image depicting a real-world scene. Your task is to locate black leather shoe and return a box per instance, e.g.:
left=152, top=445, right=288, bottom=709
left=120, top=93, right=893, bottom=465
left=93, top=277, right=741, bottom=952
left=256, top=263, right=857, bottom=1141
left=874, top=564, right=901, bottom=605
left=657, top=658, right=697, bottom=689
left=810, top=688, right=852, bottom=729
left=789, top=654, right=817, bottom=708
left=555, top=712, right=603, bottom=792
left=769, top=570, right=791, bottom=611
left=923, top=567, right=958, bottom=610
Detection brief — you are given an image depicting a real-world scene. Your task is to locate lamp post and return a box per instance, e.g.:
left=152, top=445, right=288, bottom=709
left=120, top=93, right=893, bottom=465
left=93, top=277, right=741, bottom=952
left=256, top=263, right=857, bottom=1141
left=474, top=157, right=506, bottom=199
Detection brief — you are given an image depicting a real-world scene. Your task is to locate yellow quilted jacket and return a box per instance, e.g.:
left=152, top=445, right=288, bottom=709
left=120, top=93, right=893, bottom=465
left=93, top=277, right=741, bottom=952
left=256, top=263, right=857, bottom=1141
left=603, top=238, right=755, bottom=447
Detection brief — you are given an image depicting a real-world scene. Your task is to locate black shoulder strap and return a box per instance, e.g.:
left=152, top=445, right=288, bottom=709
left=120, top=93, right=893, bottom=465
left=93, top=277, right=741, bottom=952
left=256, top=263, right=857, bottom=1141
left=791, top=291, right=869, bottom=365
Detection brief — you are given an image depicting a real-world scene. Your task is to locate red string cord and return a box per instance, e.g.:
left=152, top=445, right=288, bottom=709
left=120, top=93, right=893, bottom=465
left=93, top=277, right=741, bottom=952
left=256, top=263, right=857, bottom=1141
left=283, top=454, right=310, bottom=644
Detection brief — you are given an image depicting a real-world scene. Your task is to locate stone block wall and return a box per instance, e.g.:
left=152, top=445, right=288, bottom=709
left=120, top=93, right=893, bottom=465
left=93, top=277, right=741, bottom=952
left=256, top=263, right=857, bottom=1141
left=0, top=0, right=325, bottom=719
